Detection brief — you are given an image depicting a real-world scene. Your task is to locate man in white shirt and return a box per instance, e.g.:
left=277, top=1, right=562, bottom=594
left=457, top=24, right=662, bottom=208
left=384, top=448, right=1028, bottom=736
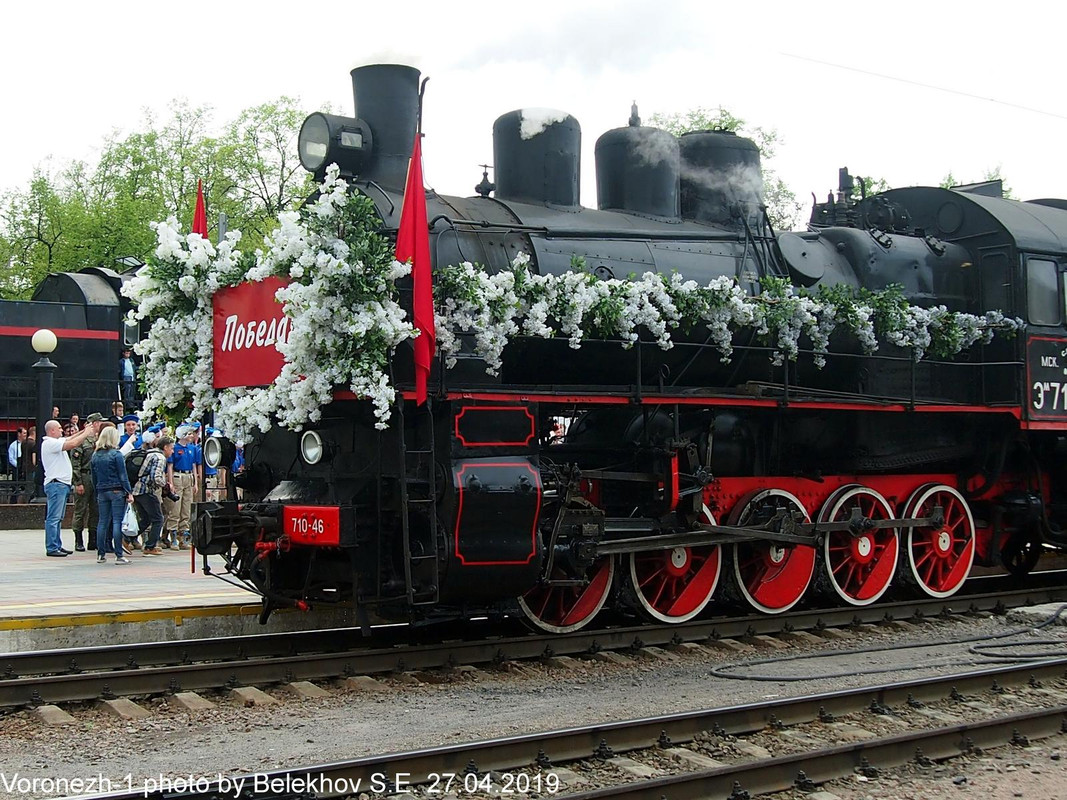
left=7, top=428, right=26, bottom=479
left=40, top=419, right=92, bottom=557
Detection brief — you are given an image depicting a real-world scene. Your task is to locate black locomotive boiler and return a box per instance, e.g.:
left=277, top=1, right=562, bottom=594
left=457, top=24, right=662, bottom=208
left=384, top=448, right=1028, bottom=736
left=194, top=64, right=1067, bottom=631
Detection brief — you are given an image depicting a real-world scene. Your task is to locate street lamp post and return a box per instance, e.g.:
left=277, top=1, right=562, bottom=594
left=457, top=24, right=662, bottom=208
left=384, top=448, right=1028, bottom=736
left=31, top=329, right=58, bottom=501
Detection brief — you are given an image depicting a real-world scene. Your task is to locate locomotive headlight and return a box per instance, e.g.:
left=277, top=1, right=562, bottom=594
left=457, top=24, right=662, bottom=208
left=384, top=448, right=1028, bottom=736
left=298, top=113, right=371, bottom=178
left=203, top=436, right=223, bottom=469
left=203, top=435, right=236, bottom=470
left=300, top=430, right=325, bottom=465
left=299, top=114, right=330, bottom=170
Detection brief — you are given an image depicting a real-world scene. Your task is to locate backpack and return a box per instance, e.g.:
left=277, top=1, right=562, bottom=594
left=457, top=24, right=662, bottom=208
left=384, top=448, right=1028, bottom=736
left=126, top=449, right=148, bottom=487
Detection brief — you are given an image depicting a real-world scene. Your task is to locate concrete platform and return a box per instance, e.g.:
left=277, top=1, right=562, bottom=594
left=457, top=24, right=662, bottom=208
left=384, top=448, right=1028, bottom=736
left=0, top=529, right=358, bottom=651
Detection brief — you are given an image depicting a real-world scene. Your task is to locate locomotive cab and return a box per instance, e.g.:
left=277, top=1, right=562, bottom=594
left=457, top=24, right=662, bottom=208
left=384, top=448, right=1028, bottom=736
left=848, top=184, right=1067, bottom=549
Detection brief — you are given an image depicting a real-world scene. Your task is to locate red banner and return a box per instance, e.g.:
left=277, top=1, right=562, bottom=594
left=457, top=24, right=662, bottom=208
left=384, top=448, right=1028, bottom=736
left=396, top=133, right=434, bottom=405
left=192, top=179, right=208, bottom=238
left=212, top=278, right=290, bottom=388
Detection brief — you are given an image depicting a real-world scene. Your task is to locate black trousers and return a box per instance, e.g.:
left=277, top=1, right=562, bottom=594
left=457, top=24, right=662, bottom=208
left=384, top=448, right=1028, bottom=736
left=133, top=493, right=164, bottom=549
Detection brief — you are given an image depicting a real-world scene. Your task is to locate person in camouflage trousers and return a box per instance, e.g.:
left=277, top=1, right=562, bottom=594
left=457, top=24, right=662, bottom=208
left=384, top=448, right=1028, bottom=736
left=71, top=413, right=104, bottom=552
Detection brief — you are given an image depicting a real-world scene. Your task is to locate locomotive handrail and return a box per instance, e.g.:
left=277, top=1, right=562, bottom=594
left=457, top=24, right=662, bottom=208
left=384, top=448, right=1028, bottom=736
left=423, top=216, right=548, bottom=233
left=434, top=331, right=1025, bottom=371
left=405, top=214, right=756, bottom=242
left=579, top=468, right=661, bottom=483
left=420, top=330, right=1026, bottom=414
left=540, top=229, right=751, bottom=242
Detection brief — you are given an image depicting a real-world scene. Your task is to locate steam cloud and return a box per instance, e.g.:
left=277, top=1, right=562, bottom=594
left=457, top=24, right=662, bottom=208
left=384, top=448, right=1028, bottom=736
left=520, top=108, right=571, bottom=140
left=622, top=126, right=765, bottom=219
left=684, top=161, right=764, bottom=205
left=628, top=127, right=679, bottom=168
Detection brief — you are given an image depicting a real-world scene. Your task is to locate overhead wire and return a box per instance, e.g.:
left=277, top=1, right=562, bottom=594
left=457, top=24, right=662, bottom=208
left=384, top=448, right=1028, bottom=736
left=781, top=53, right=1067, bottom=122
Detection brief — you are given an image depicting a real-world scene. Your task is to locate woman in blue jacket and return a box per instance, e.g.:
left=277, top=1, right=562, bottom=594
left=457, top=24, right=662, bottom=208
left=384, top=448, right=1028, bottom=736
left=91, top=426, right=134, bottom=563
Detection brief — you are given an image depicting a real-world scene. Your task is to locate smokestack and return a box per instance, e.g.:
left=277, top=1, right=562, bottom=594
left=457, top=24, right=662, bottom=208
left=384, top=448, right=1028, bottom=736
left=350, top=64, right=421, bottom=190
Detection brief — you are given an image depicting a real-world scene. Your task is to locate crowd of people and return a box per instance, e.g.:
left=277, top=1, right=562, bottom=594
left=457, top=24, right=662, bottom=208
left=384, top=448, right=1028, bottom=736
left=14, top=403, right=244, bottom=561
left=5, top=346, right=141, bottom=487
left=7, top=402, right=128, bottom=486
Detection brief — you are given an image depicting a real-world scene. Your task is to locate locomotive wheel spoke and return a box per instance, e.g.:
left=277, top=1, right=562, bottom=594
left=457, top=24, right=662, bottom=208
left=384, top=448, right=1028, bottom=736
left=518, top=557, right=615, bottom=634
left=627, top=504, right=721, bottom=623
left=725, top=489, right=816, bottom=615
left=900, top=483, right=975, bottom=598
left=818, top=485, right=898, bottom=606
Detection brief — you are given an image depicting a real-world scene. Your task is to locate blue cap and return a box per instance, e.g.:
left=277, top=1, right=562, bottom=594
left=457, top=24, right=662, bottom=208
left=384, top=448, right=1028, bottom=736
left=146, top=422, right=165, bottom=433
left=121, top=415, right=140, bottom=425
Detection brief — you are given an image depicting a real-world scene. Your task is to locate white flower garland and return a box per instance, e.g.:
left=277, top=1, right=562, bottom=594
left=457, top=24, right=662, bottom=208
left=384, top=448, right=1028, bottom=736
left=125, top=168, right=1025, bottom=439
left=434, top=262, right=1024, bottom=373
left=124, top=166, right=414, bottom=438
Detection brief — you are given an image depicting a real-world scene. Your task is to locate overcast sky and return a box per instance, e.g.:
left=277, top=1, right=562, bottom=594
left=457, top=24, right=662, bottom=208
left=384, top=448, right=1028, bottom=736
left=3, top=1, right=1065, bottom=225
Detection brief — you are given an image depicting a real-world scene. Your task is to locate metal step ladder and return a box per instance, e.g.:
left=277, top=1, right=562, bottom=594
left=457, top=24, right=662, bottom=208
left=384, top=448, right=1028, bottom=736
left=396, top=398, right=440, bottom=605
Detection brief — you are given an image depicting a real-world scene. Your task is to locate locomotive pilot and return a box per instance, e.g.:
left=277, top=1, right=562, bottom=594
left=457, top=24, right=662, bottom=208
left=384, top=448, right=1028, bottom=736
left=71, top=412, right=105, bottom=552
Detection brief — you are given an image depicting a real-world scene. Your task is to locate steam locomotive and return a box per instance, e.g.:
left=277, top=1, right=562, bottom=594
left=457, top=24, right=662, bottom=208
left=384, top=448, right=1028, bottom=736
left=194, top=63, right=1067, bottom=631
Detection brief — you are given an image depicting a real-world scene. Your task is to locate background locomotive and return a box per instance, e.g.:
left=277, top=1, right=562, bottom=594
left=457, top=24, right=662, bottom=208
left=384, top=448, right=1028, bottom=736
left=0, top=267, right=137, bottom=431
left=195, top=63, right=1067, bottom=631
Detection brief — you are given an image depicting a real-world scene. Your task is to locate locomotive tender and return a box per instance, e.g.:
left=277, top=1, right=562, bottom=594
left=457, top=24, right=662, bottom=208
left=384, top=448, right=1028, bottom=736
left=194, top=63, right=1067, bottom=630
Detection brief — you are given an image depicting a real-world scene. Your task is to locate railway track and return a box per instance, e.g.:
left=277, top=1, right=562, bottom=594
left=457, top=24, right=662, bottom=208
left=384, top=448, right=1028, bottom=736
left=1, top=575, right=1063, bottom=709
left=67, top=657, right=1067, bottom=800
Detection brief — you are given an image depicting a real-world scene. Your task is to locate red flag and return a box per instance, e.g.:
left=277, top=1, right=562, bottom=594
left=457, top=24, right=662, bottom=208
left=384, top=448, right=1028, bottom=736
left=191, top=179, right=208, bottom=239
left=395, top=133, right=434, bottom=405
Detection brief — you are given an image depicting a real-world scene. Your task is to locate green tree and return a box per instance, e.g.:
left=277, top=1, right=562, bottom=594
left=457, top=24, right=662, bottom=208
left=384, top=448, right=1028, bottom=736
left=0, top=230, right=33, bottom=298
left=216, top=97, right=314, bottom=244
left=0, top=97, right=314, bottom=297
left=94, top=101, right=222, bottom=233
left=857, top=175, right=891, bottom=197
left=939, top=166, right=1015, bottom=199
left=650, top=106, right=804, bottom=230
left=0, top=169, right=68, bottom=282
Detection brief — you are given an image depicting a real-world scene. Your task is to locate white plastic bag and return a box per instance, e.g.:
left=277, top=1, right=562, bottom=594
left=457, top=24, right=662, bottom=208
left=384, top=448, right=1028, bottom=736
left=121, top=502, right=139, bottom=537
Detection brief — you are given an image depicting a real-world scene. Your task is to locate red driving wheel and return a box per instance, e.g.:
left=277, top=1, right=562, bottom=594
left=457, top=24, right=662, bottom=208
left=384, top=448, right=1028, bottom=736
left=725, top=489, right=816, bottom=614
left=518, top=556, right=615, bottom=633
left=627, top=504, right=721, bottom=623
left=818, top=485, right=899, bottom=606
left=899, top=483, right=975, bottom=598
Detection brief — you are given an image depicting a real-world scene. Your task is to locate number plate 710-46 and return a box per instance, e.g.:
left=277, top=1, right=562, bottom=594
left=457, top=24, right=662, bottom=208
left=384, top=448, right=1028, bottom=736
left=282, top=506, right=340, bottom=546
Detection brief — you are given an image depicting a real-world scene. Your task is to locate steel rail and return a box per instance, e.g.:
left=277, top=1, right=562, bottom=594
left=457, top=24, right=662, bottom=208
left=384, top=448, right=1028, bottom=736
left=69, top=658, right=1067, bottom=800
left=1, top=582, right=1063, bottom=707
left=0, top=618, right=484, bottom=679
left=3, top=571, right=1061, bottom=680
left=560, top=705, right=1067, bottom=799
